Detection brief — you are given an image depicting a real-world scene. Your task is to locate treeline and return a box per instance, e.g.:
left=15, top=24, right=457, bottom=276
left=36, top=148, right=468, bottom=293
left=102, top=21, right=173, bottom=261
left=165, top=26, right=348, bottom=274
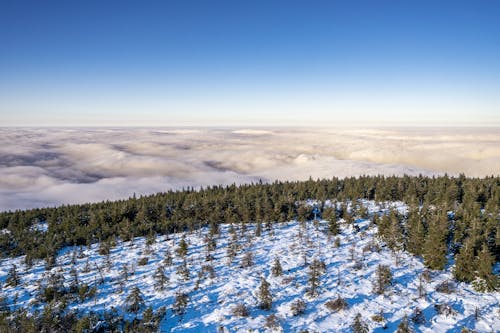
left=0, top=175, right=498, bottom=273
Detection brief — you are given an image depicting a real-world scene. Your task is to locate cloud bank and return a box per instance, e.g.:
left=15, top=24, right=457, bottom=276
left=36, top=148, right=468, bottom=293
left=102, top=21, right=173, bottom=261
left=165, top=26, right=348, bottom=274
left=0, top=127, right=498, bottom=211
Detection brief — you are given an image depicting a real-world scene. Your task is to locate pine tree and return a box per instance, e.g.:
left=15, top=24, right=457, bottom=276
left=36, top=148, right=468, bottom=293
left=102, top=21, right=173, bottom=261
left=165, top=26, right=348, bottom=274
left=396, top=315, right=413, bottom=333
left=373, top=264, right=392, bottom=295
left=307, top=259, right=326, bottom=297
left=473, top=243, right=498, bottom=292
left=125, top=286, right=144, bottom=313
left=453, top=238, right=476, bottom=283
left=405, top=208, right=425, bottom=256
left=351, top=313, right=369, bottom=333
left=271, top=257, right=283, bottom=277
left=422, top=211, right=449, bottom=270
left=176, top=259, right=190, bottom=281
left=5, top=264, right=20, bottom=287
left=176, top=237, right=188, bottom=258
left=153, top=265, right=168, bottom=291
left=162, top=249, right=173, bottom=266
left=173, top=292, right=189, bottom=315
left=258, top=277, right=272, bottom=310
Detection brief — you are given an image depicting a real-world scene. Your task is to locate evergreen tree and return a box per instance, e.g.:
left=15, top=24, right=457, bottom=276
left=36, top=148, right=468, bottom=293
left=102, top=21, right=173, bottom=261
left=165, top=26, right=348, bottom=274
left=5, top=264, right=20, bottom=287
left=351, top=313, right=369, bottom=333
left=176, top=236, right=188, bottom=258
left=173, top=292, right=189, bottom=315
left=453, top=238, right=476, bottom=283
left=271, top=257, right=283, bottom=277
left=405, top=208, right=426, bottom=256
left=473, top=243, right=498, bottom=292
left=307, top=259, right=326, bottom=297
left=422, top=211, right=449, bottom=270
left=162, top=249, right=173, bottom=266
left=396, top=315, right=413, bottom=333
left=153, top=266, right=168, bottom=291
left=125, top=287, right=144, bottom=313
left=176, top=260, right=190, bottom=281
left=373, top=264, right=392, bottom=295
left=258, top=277, right=272, bottom=310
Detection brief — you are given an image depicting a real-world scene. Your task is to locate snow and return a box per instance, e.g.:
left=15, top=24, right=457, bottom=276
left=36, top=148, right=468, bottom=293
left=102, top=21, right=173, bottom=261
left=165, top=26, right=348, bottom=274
left=0, top=200, right=498, bottom=332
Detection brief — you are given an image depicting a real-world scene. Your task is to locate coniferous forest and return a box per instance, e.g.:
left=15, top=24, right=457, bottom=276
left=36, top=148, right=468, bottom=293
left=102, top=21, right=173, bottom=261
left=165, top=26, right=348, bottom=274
left=0, top=175, right=498, bottom=332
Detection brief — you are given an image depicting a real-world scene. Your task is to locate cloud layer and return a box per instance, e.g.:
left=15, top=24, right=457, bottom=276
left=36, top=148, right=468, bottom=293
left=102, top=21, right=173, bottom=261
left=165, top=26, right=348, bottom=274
left=1, top=127, right=498, bottom=211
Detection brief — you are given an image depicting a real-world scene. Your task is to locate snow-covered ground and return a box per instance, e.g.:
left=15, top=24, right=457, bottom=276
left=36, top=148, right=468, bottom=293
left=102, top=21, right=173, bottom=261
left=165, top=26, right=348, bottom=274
left=0, top=201, right=498, bottom=332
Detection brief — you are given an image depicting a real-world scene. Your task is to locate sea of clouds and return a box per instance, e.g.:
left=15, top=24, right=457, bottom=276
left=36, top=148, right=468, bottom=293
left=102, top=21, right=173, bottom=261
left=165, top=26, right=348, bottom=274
left=0, top=127, right=499, bottom=211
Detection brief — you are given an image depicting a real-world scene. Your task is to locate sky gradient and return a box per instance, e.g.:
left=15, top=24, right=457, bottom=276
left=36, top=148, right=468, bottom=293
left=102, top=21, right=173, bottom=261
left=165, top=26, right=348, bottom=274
left=1, top=0, right=499, bottom=126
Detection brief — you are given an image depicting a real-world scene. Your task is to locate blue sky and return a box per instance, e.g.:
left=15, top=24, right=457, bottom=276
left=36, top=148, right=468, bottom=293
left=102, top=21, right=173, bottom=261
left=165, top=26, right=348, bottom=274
left=0, top=0, right=499, bottom=126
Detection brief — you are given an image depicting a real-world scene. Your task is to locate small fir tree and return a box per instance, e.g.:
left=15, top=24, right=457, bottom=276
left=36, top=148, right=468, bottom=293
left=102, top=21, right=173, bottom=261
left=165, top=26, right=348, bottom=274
left=125, top=286, right=144, bottom=313
left=258, top=277, right=272, bottom=310
left=351, top=313, right=369, bottom=333
left=373, top=264, right=392, bottom=295
left=176, top=237, right=188, bottom=258
left=5, top=265, right=20, bottom=287
left=153, top=266, right=168, bottom=291
left=271, top=257, right=283, bottom=277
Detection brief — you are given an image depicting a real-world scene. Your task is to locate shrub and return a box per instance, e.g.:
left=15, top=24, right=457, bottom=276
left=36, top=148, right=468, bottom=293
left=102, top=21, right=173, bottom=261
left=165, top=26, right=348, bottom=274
left=435, top=280, right=456, bottom=294
left=231, top=303, right=249, bottom=317
left=411, top=307, right=425, bottom=324
left=264, top=314, right=281, bottom=330
left=434, top=303, right=456, bottom=317
left=325, top=296, right=348, bottom=312
left=138, top=257, right=149, bottom=266
left=290, top=299, right=306, bottom=316
left=371, top=311, right=384, bottom=323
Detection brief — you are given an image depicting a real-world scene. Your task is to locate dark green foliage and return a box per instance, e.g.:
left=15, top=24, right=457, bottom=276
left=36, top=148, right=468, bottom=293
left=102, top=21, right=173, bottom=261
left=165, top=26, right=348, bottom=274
left=373, top=264, right=392, bottom=295
left=423, top=210, right=449, bottom=270
left=473, top=243, right=498, bottom=292
left=176, top=236, right=188, bottom=258
left=125, top=286, right=145, bottom=313
left=396, top=315, right=413, bottom=333
left=240, top=251, right=254, bottom=268
left=290, top=299, right=306, bottom=316
left=351, top=312, right=369, bottom=333
left=153, top=265, right=168, bottom=291
left=271, top=257, right=283, bottom=277
left=5, top=264, right=20, bottom=287
left=0, top=174, right=496, bottom=299
left=231, top=303, right=249, bottom=317
left=411, top=307, right=426, bottom=324
left=258, top=277, right=272, bottom=310
left=138, top=257, right=149, bottom=266
left=324, top=296, right=348, bottom=312
left=454, top=238, right=476, bottom=283
left=173, top=292, right=189, bottom=315
left=307, top=258, right=326, bottom=297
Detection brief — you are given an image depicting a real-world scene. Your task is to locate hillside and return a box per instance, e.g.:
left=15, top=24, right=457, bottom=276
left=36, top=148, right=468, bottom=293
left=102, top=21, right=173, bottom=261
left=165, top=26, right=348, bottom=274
left=1, top=200, right=498, bottom=332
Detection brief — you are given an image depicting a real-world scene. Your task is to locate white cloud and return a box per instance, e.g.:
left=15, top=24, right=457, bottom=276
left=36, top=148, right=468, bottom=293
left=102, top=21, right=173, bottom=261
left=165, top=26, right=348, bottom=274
left=0, top=127, right=498, bottom=211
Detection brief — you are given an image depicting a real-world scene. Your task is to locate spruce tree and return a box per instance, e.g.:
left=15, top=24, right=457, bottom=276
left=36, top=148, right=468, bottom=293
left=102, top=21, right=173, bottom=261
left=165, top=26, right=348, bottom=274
left=271, top=257, right=283, bottom=277
left=258, top=277, right=272, bottom=310
left=5, top=264, right=20, bottom=287
left=176, top=237, right=188, bottom=258
left=125, top=286, right=144, bottom=313
left=173, top=292, right=189, bottom=315
left=453, top=238, right=476, bottom=283
left=153, top=266, right=168, bottom=291
left=373, top=264, right=392, bottom=295
left=405, top=208, right=425, bottom=256
left=351, top=313, right=369, bottom=333
left=422, top=211, right=448, bottom=270
left=473, top=243, right=498, bottom=292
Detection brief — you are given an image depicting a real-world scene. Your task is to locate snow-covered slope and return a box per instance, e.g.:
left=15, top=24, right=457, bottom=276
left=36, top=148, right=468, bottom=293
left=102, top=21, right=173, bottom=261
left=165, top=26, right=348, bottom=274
left=0, top=201, right=498, bottom=332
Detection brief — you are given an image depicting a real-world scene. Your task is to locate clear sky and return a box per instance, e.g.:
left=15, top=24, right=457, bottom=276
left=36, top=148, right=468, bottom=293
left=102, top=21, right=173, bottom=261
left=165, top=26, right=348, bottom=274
left=0, top=0, right=499, bottom=127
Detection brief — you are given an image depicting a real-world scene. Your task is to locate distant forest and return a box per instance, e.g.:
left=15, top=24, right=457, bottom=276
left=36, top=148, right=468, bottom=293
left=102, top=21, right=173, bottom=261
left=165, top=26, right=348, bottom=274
left=0, top=175, right=498, bottom=290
